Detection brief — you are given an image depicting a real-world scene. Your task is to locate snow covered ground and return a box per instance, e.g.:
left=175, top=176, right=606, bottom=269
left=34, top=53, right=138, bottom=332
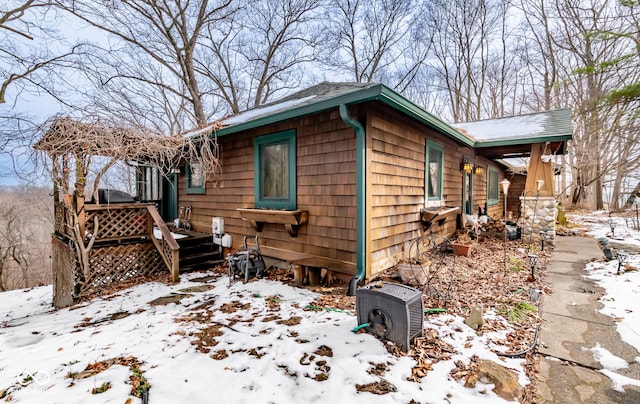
left=0, top=272, right=528, bottom=403
left=569, top=211, right=640, bottom=391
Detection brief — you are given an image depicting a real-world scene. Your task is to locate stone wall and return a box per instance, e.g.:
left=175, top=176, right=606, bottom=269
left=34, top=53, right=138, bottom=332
left=520, top=196, right=556, bottom=247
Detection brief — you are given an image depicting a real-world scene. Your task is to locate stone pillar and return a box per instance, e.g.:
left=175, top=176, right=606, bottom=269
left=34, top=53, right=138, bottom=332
left=520, top=196, right=557, bottom=247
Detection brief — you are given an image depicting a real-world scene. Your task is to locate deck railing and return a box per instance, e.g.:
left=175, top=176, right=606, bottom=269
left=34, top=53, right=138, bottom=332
left=83, top=203, right=180, bottom=281
left=54, top=202, right=180, bottom=288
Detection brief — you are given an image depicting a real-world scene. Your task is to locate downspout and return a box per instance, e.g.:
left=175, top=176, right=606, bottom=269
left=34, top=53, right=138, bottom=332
left=339, top=104, right=365, bottom=296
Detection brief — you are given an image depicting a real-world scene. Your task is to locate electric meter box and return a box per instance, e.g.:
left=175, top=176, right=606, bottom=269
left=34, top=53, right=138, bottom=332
left=211, top=217, right=225, bottom=235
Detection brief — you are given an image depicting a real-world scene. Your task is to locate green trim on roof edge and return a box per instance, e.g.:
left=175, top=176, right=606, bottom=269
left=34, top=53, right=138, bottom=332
left=210, top=83, right=570, bottom=149
left=376, top=86, right=474, bottom=147
left=212, top=84, right=476, bottom=147
left=474, top=134, right=572, bottom=148
left=213, top=85, right=382, bottom=137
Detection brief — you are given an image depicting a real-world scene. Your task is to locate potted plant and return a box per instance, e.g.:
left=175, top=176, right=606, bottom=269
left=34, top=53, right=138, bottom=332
left=451, top=233, right=473, bottom=256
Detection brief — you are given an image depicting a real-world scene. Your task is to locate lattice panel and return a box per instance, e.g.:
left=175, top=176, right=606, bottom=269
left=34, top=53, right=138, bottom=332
left=86, top=207, right=149, bottom=241
left=162, top=238, right=176, bottom=268
left=74, top=242, right=164, bottom=298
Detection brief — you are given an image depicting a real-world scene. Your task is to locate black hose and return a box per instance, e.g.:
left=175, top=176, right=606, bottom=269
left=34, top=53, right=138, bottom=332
left=497, top=323, right=541, bottom=358
left=142, top=386, right=149, bottom=404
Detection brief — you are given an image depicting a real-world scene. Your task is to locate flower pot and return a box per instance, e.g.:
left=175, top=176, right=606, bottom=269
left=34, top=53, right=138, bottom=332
left=452, top=242, right=472, bottom=257
left=397, top=263, right=428, bottom=286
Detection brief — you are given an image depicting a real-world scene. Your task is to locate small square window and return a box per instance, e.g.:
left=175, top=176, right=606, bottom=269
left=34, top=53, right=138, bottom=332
left=186, top=162, right=205, bottom=194
left=254, top=130, right=296, bottom=209
left=426, top=141, right=444, bottom=201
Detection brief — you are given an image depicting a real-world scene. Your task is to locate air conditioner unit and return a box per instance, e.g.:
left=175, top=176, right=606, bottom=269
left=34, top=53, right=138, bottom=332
left=211, top=217, right=224, bottom=235
left=356, top=282, right=424, bottom=352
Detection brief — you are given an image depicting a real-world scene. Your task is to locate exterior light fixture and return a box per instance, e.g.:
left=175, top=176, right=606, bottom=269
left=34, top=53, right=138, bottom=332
left=528, top=254, right=539, bottom=280
left=500, top=178, right=511, bottom=195
left=474, top=165, right=484, bottom=175
left=461, top=159, right=473, bottom=174
left=617, top=250, right=628, bottom=275
left=536, top=179, right=545, bottom=192
left=540, top=228, right=548, bottom=250
left=500, top=178, right=511, bottom=273
left=609, top=217, right=617, bottom=237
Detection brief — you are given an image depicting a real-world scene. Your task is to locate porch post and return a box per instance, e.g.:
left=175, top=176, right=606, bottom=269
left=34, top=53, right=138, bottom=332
left=522, top=143, right=557, bottom=247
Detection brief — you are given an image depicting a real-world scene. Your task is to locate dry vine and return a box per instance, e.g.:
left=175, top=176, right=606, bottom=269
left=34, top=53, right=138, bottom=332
left=34, top=116, right=222, bottom=200
left=34, top=116, right=222, bottom=285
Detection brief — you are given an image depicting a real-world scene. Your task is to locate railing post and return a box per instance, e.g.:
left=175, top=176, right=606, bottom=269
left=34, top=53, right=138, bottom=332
left=171, top=250, right=180, bottom=282
left=147, top=207, right=154, bottom=238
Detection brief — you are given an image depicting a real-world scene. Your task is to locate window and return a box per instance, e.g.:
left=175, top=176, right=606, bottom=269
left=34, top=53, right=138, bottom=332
left=254, top=130, right=296, bottom=209
left=426, top=141, right=444, bottom=202
left=186, top=161, right=205, bottom=194
left=138, top=165, right=161, bottom=201
left=487, top=167, right=499, bottom=205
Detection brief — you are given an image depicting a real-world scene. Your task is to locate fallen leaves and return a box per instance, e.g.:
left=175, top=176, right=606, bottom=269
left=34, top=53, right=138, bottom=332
left=67, top=356, right=150, bottom=398
left=219, top=300, right=250, bottom=314
left=190, top=324, right=224, bottom=353
left=356, top=379, right=398, bottom=395
left=276, top=316, right=302, bottom=326
left=407, top=328, right=455, bottom=382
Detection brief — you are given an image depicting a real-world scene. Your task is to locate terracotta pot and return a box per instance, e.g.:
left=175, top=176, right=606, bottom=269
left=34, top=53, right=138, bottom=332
left=397, top=263, right=428, bottom=286
left=452, top=242, right=472, bottom=257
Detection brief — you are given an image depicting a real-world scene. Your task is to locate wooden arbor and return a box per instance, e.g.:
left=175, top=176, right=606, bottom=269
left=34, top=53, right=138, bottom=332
left=34, top=117, right=220, bottom=307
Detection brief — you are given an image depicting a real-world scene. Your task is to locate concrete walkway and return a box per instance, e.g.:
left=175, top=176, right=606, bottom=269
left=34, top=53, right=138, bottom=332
left=537, top=236, right=640, bottom=403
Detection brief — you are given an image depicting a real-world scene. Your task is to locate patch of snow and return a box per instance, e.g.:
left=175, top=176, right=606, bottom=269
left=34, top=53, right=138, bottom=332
left=0, top=273, right=528, bottom=403
left=583, top=258, right=640, bottom=352
left=585, top=343, right=628, bottom=371
left=223, top=96, right=317, bottom=126
left=569, top=212, right=640, bottom=352
left=153, top=227, right=188, bottom=240
left=600, top=369, right=640, bottom=393
left=454, top=114, right=546, bottom=142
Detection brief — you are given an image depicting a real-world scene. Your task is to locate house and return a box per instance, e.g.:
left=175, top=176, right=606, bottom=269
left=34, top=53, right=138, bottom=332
left=141, top=82, right=572, bottom=286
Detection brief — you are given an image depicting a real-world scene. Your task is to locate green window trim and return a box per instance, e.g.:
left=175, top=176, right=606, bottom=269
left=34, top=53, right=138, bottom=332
left=254, top=130, right=297, bottom=210
left=487, top=166, right=499, bottom=205
left=426, top=141, right=444, bottom=202
left=186, top=161, right=206, bottom=194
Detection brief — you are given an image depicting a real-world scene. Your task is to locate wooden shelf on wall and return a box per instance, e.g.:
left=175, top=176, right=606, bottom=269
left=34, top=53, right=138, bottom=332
left=420, top=206, right=460, bottom=228
left=237, top=208, right=309, bottom=237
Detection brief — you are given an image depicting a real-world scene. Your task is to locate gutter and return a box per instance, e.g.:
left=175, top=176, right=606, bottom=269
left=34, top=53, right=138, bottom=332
left=339, top=104, right=365, bottom=296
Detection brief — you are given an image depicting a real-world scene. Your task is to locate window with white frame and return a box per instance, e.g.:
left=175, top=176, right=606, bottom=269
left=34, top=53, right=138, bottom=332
left=186, top=161, right=205, bottom=194
left=426, top=141, right=444, bottom=203
left=487, top=166, right=499, bottom=205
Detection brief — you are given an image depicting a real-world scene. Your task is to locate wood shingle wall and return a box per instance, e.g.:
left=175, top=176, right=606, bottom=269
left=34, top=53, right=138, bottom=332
left=176, top=101, right=507, bottom=280
left=366, top=104, right=506, bottom=277
left=177, top=109, right=357, bottom=269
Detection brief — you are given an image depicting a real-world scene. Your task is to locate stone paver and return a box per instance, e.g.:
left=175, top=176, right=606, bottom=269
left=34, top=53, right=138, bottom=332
left=536, top=236, right=640, bottom=403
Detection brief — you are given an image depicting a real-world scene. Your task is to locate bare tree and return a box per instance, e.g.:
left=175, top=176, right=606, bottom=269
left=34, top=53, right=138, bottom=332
left=547, top=0, right=636, bottom=209
left=319, top=0, right=418, bottom=87
left=516, top=0, right=565, bottom=112
left=57, top=0, right=235, bottom=130
left=1, top=1, right=81, bottom=106
left=198, top=0, right=321, bottom=113
left=413, top=0, right=509, bottom=122
left=0, top=186, right=52, bottom=290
